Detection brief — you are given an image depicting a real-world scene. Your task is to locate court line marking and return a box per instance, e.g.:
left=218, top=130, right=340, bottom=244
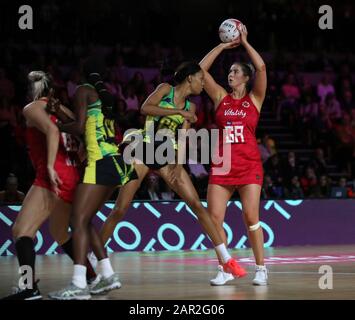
left=114, top=271, right=355, bottom=275
left=268, top=271, right=355, bottom=275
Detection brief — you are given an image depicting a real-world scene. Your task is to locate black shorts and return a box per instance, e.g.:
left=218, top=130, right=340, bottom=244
left=82, top=155, right=138, bottom=186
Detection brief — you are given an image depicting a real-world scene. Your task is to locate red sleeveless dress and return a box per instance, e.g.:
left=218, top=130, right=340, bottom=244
left=26, top=110, right=80, bottom=203
left=209, top=94, right=263, bottom=186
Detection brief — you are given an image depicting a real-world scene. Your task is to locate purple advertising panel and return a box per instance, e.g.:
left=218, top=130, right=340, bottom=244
left=0, top=199, right=354, bottom=256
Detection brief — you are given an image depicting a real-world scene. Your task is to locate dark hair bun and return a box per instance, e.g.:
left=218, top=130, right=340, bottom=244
left=173, top=61, right=201, bottom=84
left=88, top=73, right=116, bottom=119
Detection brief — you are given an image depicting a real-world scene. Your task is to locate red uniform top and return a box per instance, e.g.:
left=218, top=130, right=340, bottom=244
left=209, top=94, right=263, bottom=186
left=26, top=113, right=80, bottom=202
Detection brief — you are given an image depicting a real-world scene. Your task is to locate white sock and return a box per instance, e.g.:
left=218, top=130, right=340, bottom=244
left=98, top=258, right=114, bottom=279
left=215, top=243, right=232, bottom=264
left=87, top=252, right=98, bottom=270
left=72, top=264, right=87, bottom=289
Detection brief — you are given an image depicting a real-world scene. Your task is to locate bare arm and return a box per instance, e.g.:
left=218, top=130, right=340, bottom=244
left=23, top=102, right=62, bottom=193
left=141, top=83, right=184, bottom=116
left=23, top=102, right=60, bottom=168
left=141, top=83, right=181, bottom=117
left=57, top=104, right=76, bottom=122
left=199, top=44, right=226, bottom=72
left=47, top=98, right=76, bottom=124
left=199, top=42, right=239, bottom=107
left=58, top=86, right=87, bottom=136
left=141, top=83, right=197, bottom=122
left=201, top=70, right=227, bottom=108
left=238, top=24, right=267, bottom=110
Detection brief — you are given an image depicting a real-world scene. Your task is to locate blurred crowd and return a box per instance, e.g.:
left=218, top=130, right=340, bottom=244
left=0, top=0, right=354, bottom=203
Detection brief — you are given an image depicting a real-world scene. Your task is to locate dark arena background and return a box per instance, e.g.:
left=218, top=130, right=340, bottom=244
left=0, top=0, right=354, bottom=311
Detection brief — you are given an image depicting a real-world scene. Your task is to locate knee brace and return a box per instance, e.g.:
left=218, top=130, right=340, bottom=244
left=249, top=222, right=261, bottom=232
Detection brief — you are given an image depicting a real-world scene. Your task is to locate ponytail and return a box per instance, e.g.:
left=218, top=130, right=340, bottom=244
left=28, top=71, right=53, bottom=100
left=83, top=56, right=115, bottom=119
left=87, top=72, right=116, bottom=120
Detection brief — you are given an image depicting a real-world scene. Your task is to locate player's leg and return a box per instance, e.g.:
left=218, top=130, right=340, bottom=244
left=207, top=183, right=236, bottom=285
left=49, top=183, right=118, bottom=300
left=71, top=184, right=114, bottom=280
left=159, top=166, right=223, bottom=244
left=3, top=186, right=58, bottom=300
left=48, top=199, right=72, bottom=246
left=238, top=184, right=268, bottom=285
left=48, top=200, right=97, bottom=281
left=99, top=163, right=149, bottom=245
left=207, top=184, right=235, bottom=262
left=69, top=157, right=141, bottom=297
left=159, top=165, right=247, bottom=278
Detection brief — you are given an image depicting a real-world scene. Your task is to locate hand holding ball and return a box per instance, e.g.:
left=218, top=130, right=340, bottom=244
left=219, top=18, right=242, bottom=43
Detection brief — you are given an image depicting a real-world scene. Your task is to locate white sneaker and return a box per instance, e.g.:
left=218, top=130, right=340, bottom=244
left=87, top=252, right=98, bottom=270
left=89, top=273, right=121, bottom=295
left=210, top=265, right=234, bottom=286
left=252, top=265, right=268, bottom=286
left=48, top=283, right=91, bottom=300
left=88, top=274, right=102, bottom=289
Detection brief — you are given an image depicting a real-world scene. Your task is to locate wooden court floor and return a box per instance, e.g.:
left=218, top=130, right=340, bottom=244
left=1, top=245, right=355, bottom=300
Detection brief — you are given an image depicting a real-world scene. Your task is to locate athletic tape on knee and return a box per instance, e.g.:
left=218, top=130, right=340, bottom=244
left=249, top=222, right=261, bottom=232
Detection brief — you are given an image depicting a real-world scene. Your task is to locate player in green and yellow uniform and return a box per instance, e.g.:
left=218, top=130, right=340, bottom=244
left=96, top=62, right=246, bottom=282
left=139, top=83, right=195, bottom=169
left=49, top=59, right=137, bottom=300
left=80, top=82, right=136, bottom=185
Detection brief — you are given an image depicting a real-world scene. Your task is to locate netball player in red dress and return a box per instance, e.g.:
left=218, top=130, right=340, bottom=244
left=2, top=71, right=86, bottom=300
left=200, top=24, right=268, bottom=286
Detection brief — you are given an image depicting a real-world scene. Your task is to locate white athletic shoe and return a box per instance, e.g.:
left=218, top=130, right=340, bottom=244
left=252, top=265, right=268, bottom=286
left=210, top=265, right=234, bottom=286
left=89, top=273, right=121, bottom=295
left=88, top=274, right=102, bottom=289
left=48, top=283, right=91, bottom=300
left=87, top=252, right=98, bottom=270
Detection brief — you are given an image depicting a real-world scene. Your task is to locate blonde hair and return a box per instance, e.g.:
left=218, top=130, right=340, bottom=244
left=27, top=71, right=53, bottom=100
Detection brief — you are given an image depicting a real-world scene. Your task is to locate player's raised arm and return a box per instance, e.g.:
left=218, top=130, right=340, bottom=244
left=199, top=42, right=239, bottom=107
left=237, top=24, right=267, bottom=110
